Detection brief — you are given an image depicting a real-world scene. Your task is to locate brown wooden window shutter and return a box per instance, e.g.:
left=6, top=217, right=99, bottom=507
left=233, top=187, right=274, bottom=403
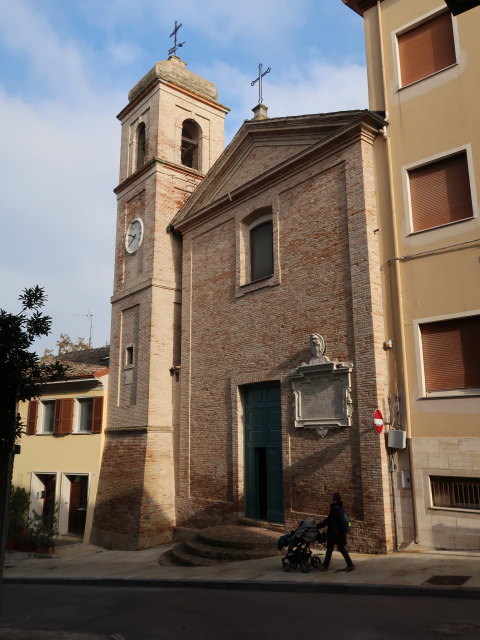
left=92, top=397, right=104, bottom=433
left=26, top=400, right=38, bottom=435
left=398, top=12, right=456, bottom=87
left=421, top=316, right=480, bottom=392
left=53, top=400, right=61, bottom=434
left=54, top=399, right=74, bottom=434
left=409, top=153, right=473, bottom=232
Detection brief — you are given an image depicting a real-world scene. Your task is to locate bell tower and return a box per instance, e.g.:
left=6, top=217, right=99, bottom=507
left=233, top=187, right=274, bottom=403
left=91, top=56, right=229, bottom=549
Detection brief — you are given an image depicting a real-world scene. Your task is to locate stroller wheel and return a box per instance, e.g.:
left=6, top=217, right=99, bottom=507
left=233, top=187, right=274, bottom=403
left=311, top=556, right=322, bottom=569
left=301, top=562, right=311, bottom=573
left=282, top=559, right=291, bottom=572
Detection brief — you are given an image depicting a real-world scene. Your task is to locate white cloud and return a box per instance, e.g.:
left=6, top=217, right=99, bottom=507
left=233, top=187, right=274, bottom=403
left=0, top=86, right=119, bottom=352
left=0, top=0, right=93, bottom=102
left=164, top=0, right=309, bottom=46
left=204, top=59, right=368, bottom=141
left=106, top=40, right=142, bottom=65
left=78, top=0, right=309, bottom=47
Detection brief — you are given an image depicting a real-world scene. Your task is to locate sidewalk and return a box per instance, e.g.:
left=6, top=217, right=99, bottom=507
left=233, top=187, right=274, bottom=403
left=3, top=541, right=480, bottom=596
left=2, top=544, right=480, bottom=639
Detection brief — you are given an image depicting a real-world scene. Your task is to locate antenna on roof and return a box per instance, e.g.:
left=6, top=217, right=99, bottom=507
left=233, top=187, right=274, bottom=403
left=74, top=311, right=93, bottom=347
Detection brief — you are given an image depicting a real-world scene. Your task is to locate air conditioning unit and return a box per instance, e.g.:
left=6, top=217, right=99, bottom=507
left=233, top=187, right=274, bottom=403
left=388, top=429, right=406, bottom=449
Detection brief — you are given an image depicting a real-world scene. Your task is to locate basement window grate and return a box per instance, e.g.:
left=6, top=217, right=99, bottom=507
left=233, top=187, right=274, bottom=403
left=430, top=476, right=480, bottom=510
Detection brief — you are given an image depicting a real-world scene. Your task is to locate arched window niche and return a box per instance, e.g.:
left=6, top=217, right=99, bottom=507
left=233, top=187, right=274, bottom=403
left=135, top=122, right=146, bottom=171
left=242, top=208, right=274, bottom=283
left=236, top=206, right=280, bottom=297
left=181, top=119, right=201, bottom=170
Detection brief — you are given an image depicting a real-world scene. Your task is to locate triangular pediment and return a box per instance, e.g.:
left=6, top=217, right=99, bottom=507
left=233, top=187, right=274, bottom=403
left=172, top=110, right=378, bottom=228
left=206, top=139, right=312, bottom=202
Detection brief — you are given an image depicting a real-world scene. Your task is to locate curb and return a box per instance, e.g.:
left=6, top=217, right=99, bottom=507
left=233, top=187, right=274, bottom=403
left=4, top=577, right=480, bottom=600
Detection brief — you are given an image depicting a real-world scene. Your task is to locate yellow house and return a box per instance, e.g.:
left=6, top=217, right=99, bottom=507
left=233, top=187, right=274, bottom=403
left=13, top=348, right=109, bottom=543
left=344, top=0, right=480, bottom=549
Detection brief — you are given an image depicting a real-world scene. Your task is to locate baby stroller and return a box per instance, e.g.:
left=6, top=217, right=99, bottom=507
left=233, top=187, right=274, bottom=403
left=278, top=517, right=324, bottom=573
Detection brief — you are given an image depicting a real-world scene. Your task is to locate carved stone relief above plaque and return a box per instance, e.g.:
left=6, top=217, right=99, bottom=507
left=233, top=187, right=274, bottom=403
left=288, top=334, right=353, bottom=437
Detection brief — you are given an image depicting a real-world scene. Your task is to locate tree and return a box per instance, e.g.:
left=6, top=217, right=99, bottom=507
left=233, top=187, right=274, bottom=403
left=43, top=333, right=91, bottom=357
left=0, top=286, right=65, bottom=602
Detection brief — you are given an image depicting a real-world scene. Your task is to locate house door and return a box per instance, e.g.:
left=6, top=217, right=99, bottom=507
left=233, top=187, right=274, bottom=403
left=31, top=473, right=56, bottom=526
left=67, top=475, right=88, bottom=536
left=243, top=381, right=283, bottom=523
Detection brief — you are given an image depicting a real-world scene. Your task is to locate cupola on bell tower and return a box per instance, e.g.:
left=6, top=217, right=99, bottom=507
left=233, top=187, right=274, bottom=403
left=91, top=55, right=229, bottom=550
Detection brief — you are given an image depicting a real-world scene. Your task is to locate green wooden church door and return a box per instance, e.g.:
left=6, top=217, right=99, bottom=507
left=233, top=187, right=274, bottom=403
left=243, top=381, right=284, bottom=523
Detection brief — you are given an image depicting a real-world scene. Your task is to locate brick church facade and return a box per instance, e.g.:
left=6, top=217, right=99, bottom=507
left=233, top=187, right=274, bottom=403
left=91, top=55, right=395, bottom=553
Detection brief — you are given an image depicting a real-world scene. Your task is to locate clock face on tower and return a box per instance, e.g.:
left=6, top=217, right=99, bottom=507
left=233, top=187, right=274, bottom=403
left=125, top=218, right=144, bottom=254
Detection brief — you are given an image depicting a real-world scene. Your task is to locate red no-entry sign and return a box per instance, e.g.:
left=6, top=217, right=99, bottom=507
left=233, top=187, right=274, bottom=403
left=374, top=409, right=384, bottom=434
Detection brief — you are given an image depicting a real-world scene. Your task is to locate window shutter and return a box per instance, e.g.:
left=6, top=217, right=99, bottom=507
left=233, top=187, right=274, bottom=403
left=54, top=399, right=74, bottom=434
left=398, top=12, right=456, bottom=87
left=409, top=153, right=473, bottom=232
left=26, top=400, right=38, bottom=435
left=92, top=397, right=104, bottom=433
left=421, top=316, right=480, bottom=391
left=53, top=400, right=61, bottom=434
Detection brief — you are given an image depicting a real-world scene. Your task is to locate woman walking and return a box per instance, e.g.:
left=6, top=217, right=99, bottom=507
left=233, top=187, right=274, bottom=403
left=318, top=492, right=355, bottom=572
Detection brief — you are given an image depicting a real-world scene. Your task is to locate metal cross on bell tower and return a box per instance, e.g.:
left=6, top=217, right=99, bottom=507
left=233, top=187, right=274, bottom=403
left=251, top=63, right=271, bottom=105
left=168, top=20, right=186, bottom=57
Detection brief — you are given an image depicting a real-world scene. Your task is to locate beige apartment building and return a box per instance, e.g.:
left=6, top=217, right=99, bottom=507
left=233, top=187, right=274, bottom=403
left=344, top=0, right=480, bottom=549
left=14, top=349, right=109, bottom=543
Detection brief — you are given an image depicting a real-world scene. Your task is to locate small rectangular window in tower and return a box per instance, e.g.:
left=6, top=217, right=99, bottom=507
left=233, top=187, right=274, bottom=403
left=250, top=220, right=273, bottom=282
left=408, top=152, right=473, bottom=232
left=125, top=346, right=134, bottom=367
left=398, top=12, right=456, bottom=87
left=420, top=315, right=480, bottom=392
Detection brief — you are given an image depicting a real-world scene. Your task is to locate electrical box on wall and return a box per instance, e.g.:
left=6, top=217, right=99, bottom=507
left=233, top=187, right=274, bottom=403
left=388, top=429, right=406, bottom=449
left=401, top=470, right=411, bottom=489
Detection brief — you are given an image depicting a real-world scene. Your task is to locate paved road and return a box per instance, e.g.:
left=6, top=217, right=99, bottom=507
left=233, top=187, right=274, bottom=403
left=1, top=584, right=480, bottom=640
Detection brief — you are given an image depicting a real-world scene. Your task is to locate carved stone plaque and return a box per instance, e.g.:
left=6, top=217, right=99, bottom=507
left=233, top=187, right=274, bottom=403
left=289, top=335, right=353, bottom=436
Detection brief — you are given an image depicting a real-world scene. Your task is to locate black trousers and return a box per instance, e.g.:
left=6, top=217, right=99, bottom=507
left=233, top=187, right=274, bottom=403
left=323, top=541, right=354, bottom=568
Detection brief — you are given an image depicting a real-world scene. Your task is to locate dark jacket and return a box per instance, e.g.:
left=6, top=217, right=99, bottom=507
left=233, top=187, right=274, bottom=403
left=318, top=501, right=347, bottom=546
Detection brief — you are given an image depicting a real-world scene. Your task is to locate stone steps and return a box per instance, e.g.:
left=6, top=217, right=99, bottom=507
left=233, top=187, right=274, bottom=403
left=167, top=543, right=221, bottom=567
left=160, top=524, right=282, bottom=567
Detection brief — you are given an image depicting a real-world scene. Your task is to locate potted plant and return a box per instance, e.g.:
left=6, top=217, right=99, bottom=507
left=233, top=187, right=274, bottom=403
left=7, top=486, right=30, bottom=550
left=17, top=529, right=37, bottom=553
left=28, top=507, right=59, bottom=554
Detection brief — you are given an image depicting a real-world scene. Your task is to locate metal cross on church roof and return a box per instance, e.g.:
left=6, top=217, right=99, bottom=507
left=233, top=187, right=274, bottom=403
left=251, top=63, right=271, bottom=104
left=168, top=20, right=186, bottom=56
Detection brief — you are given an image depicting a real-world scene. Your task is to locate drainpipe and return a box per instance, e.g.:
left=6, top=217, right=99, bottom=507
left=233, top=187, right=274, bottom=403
left=376, top=0, right=419, bottom=545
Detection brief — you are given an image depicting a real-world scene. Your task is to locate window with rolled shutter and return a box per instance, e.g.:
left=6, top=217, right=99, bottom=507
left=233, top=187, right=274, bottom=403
left=420, top=316, right=480, bottom=392
left=408, top=152, right=473, bottom=232
left=26, top=400, right=38, bottom=435
left=398, top=12, right=456, bottom=87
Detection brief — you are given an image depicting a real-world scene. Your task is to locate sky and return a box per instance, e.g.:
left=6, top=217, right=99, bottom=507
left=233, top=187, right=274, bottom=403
left=0, top=0, right=368, bottom=354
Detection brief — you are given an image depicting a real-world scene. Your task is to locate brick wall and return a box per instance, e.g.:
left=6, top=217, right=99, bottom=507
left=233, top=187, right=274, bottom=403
left=92, top=64, right=227, bottom=550
left=177, top=121, right=393, bottom=552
